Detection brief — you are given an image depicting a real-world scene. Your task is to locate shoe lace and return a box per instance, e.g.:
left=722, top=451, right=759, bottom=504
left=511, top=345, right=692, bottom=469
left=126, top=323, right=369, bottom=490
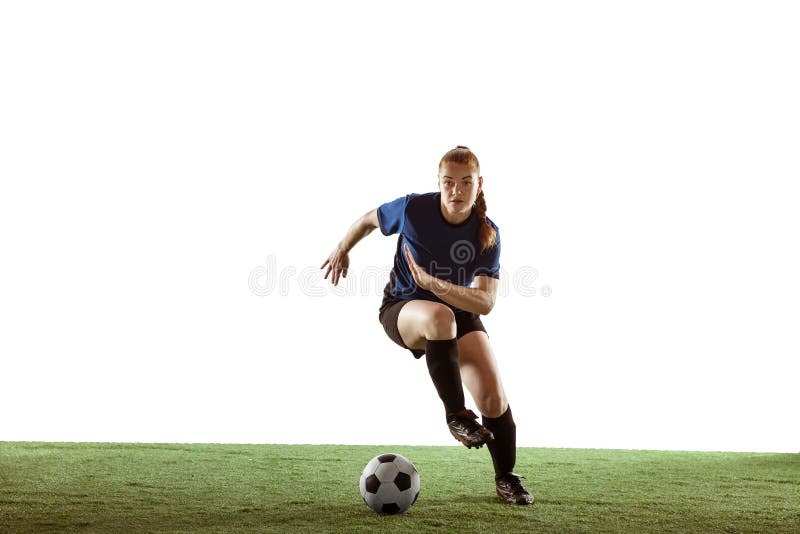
left=503, top=473, right=528, bottom=493
left=450, top=409, right=482, bottom=432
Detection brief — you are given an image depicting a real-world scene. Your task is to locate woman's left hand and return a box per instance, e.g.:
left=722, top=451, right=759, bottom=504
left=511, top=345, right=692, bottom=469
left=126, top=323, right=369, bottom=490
left=404, top=243, right=439, bottom=291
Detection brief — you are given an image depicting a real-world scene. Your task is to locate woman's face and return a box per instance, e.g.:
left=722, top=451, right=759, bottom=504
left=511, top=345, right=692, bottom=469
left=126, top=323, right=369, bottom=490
left=438, top=161, right=482, bottom=216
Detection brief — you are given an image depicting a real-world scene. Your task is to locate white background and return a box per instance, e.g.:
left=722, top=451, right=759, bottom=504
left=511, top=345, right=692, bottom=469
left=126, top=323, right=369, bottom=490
left=1, top=1, right=798, bottom=453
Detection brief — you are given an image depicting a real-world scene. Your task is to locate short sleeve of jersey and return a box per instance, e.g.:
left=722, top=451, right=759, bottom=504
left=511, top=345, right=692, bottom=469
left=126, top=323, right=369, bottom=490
left=473, top=226, right=501, bottom=279
left=377, top=194, right=414, bottom=236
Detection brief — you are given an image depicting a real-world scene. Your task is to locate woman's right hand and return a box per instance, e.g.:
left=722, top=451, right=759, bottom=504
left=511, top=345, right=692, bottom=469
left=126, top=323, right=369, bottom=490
left=320, top=246, right=350, bottom=286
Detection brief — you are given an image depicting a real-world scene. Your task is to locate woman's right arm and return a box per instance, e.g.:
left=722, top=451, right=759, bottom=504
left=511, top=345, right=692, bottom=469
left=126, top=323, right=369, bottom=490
left=341, top=208, right=379, bottom=251
left=320, top=208, right=380, bottom=286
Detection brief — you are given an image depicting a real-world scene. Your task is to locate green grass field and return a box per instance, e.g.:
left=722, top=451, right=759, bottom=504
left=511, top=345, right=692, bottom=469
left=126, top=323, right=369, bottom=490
left=1, top=442, right=798, bottom=533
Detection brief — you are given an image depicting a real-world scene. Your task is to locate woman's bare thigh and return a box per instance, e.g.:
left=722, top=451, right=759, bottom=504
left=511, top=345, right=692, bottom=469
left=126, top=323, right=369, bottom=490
left=396, top=300, right=457, bottom=350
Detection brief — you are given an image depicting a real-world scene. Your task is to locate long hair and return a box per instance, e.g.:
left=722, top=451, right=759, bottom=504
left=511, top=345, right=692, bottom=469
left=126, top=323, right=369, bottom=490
left=439, top=145, right=498, bottom=253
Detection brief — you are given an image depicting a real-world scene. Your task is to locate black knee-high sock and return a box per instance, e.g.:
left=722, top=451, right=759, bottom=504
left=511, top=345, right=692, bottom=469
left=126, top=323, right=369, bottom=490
left=424, top=338, right=466, bottom=415
left=482, top=405, right=517, bottom=478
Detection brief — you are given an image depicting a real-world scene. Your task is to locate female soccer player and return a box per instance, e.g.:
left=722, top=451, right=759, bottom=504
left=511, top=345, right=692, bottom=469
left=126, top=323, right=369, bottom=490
left=321, top=146, right=533, bottom=505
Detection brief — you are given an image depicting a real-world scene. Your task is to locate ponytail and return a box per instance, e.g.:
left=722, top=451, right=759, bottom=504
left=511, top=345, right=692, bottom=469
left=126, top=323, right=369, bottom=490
left=473, top=189, right=497, bottom=253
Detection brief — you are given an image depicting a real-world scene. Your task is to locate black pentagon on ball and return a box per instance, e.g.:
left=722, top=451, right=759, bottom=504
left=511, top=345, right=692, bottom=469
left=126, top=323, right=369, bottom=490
left=411, top=491, right=419, bottom=506
left=364, top=474, right=380, bottom=494
left=377, top=454, right=396, bottom=463
left=394, top=471, right=411, bottom=491
left=382, top=502, right=401, bottom=515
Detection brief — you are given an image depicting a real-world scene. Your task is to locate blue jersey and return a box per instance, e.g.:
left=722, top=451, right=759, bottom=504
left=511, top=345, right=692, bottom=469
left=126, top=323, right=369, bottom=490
left=377, top=191, right=501, bottom=313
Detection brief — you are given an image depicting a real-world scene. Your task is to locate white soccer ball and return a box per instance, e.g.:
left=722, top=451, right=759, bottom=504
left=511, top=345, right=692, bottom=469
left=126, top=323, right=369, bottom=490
left=359, top=453, right=421, bottom=514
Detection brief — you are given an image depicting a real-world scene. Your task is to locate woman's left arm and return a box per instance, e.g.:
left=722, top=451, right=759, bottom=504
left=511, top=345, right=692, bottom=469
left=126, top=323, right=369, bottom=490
left=404, top=244, right=498, bottom=315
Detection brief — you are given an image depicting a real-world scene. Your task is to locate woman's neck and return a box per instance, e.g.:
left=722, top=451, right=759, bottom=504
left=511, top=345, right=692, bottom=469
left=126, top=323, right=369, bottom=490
left=439, top=202, right=472, bottom=225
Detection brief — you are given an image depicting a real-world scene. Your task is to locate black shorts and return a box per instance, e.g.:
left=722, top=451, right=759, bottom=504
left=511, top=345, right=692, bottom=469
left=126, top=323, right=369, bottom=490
left=377, top=299, right=488, bottom=359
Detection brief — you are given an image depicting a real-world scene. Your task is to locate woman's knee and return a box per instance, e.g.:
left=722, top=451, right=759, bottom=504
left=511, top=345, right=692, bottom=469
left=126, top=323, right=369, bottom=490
left=478, top=392, right=508, bottom=418
left=397, top=301, right=457, bottom=348
left=423, top=304, right=457, bottom=340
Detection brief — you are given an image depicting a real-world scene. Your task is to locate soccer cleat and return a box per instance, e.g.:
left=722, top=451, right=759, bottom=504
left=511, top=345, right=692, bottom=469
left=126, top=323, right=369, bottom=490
left=446, top=408, right=495, bottom=449
left=495, top=472, right=534, bottom=505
